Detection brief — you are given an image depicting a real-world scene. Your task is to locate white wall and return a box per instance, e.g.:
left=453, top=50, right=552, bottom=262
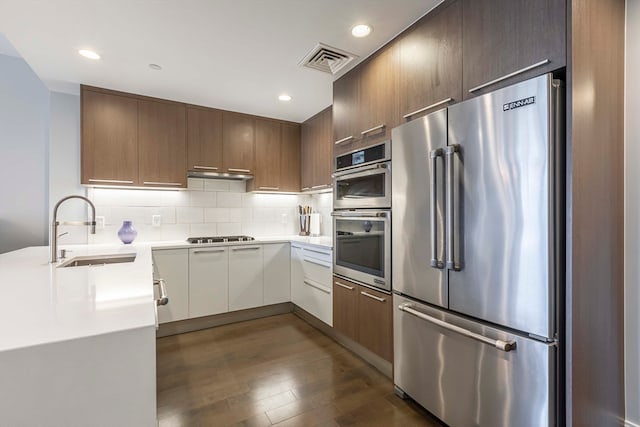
left=0, top=53, right=50, bottom=253
left=48, top=91, right=87, bottom=245
left=626, top=1, right=640, bottom=425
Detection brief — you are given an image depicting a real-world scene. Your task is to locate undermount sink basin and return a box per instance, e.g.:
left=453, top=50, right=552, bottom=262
left=58, top=253, right=137, bottom=268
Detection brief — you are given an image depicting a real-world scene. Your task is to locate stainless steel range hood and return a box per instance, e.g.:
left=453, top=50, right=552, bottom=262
left=187, top=170, right=253, bottom=181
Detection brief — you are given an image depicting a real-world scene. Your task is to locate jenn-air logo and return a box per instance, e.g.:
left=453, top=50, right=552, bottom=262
left=503, top=96, right=535, bottom=111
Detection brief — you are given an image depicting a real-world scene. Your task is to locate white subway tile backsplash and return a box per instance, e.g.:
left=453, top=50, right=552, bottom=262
left=217, top=192, right=242, bottom=208
left=216, top=222, right=242, bottom=235
left=187, top=178, right=204, bottom=191
left=143, top=207, right=176, bottom=225
left=204, top=180, right=230, bottom=192
left=204, top=208, right=229, bottom=223
left=189, top=223, right=218, bottom=237
left=189, top=191, right=217, bottom=207
left=159, top=224, right=190, bottom=241
left=176, top=207, right=204, bottom=224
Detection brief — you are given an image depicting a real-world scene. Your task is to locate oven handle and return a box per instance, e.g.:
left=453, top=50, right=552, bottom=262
left=333, top=162, right=389, bottom=178
left=331, top=211, right=388, bottom=218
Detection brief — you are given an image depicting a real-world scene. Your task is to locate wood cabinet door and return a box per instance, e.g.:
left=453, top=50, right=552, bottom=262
left=138, top=99, right=187, bottom=187
left=358, top=285, right=393, bottom=362
left=358, top=45, right=398, bottom=146
left=301, top=106, right=332, bottom=190
left=187, top=106, right=222, bottom=172
left=333, top=276, right=359, bottom=342
left=153, top=249, right=189, bottom=323
left=81, top=88, right=139, bottom=185
left=228, top=245, right=264, bottom=311
left=189, top=247, right=229, bottom=318
left=280, top=123, right=301, bottom=192
left=333, top=71, right=360, bottom=156
left=253, top=118, right=281, bottom=190
left=222, top=112, right=255, bottom=174
left=399, top=0, right=462, bottom=121
left=462, top=0, right=566, bottom=98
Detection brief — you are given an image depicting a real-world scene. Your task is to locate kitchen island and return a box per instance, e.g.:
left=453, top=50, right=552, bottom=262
left=0, top=244, right=157, bottom=427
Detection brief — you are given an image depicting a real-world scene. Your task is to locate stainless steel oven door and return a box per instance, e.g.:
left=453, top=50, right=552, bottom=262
left=332, top=210, right=391, bottom=291
left=333, top=162, right=391, bottom=209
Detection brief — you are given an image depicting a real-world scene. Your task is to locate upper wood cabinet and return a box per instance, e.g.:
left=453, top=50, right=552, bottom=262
left=302, top=106, right=333, bottom=191
left=252, top=118, right=281, bottom=190
left=187, top=106, right=223, bottom=173
left=222, top=111, right=255, bottom=175
left=398, top=0, right=462, bottom=121
left=138, top=99, right=187, bottom=188
left=332, top=71, right=360, bottom=155
left=461, top=0, right=566, bottom=98
left=280, top=123, right=301, bottom=192
left=81, top=88, right=139, bottom=186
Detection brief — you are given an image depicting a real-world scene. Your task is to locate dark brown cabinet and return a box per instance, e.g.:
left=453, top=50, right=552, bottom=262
left=462, top=0, right=566, bottom=98
left=332, top=72, right=360, bottom=156
left=333, top=276, right=358, bottom=342
left=280, top=123, right=301, bottom=192
left=187, top=106, right=223, bottom=173
left=81, top=88, right=139, bottom=186
left=138, top=99, right=187, bottom=187
left=398, top=0, right=462, bottom=121
left=222, top=112, right=255, bottom=175
left=301, top=106, right=333, bottom=191
left=332, top=275, right=393, bottom=362
left=252, top=119, right=281, bottom=190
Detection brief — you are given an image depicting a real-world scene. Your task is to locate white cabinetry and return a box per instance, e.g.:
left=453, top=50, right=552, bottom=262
left=291, top=244, right=333, bottom=326
left=189, top=247, right=229, bottom=318
left=229, top=245, right=264, bottom=311
left=153, top=248, right=189, bottom=323
left=263, top=243, right=291, bottom=305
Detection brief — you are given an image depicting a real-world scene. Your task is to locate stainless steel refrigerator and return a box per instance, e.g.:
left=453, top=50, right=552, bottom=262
left=392, top=74, right=563, bottom=427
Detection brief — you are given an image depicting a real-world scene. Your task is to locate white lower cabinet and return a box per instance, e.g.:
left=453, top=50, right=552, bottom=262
left=153, top=248, right=189, bottom=324
left=189, top=247, right=229, bottom=318
left=291, top=244, right=333, bottom=326
left=229, top=245, right=264, bottom=311
left=263, top=243, right=291, bottom=305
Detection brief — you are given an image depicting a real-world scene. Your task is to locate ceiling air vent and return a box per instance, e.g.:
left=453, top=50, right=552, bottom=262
left=299, top=43, right=358, bottom=75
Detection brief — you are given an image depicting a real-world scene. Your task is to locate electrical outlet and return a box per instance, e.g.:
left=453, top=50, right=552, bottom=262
left=281, top=213, right=288, bottom=224
left=96, top=216, right=105, bottom=229
left=152, top=215, right=162, bottom=227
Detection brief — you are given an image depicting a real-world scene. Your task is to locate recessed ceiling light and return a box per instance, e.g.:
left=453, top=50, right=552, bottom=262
left=78, top=49, right=100, bottom=60
left=351, top=24, right=372, bottom=38
left=149, top=63, right=162, bottom=71
left=278, top=94, right=292, bottom=102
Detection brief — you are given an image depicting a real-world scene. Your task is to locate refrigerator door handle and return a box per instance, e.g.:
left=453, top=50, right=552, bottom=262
left=429, top=148, right=444, bottom=269
left=398, top=303, right=517, bottom=352
left=445, top=144, right=461, bottom=270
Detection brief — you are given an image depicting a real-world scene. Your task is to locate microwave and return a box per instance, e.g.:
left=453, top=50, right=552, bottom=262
left=333, top=142, right=391, bottom=210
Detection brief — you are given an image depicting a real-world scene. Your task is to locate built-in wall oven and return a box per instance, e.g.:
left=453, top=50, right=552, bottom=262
left=333, top=142, right=391, bottom=210
left=332, top=141, right=391, bottom=292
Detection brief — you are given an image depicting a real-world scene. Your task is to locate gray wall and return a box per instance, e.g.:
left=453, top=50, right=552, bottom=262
left=0, top=54, right=50, bottom=253
left=626, top=2, right=640, bottom=425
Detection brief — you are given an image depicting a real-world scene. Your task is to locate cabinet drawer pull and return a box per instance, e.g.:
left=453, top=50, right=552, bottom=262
left=335, top=282, right=354, bottom=291
left=468, top=59, right=550, bottom=93
left=304, top=247, right=330, bottom=256
left=403, top=98, right=453, bottom=119
left=228, top=168, right=251, bottom=173
left=360, top=291, right=385, bottom=302
left=259, top=186, right=280, bottom=191
left=154, top=279, right=169, bottom=306
left=88, top=179, right=134, bottom=184
left=311, top=184, right=330, bottom=189
left=334, top=136, right=354, bottom=145
left=303, top=279, right=331, bottom=294
left=360, top=124, right=385, bottom=136
left=304, top=258, right=331, bottom=268
left=193, top=165, right=218, bottom=170
left=193, top=249, right=226, bottom=254
left=231, top=246, right=261, bottom=251
left=301, top=187, right=311, bottom=191
left=143, top=181, right=182, bottom=186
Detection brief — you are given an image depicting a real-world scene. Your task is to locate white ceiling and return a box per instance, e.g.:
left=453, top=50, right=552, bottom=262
left=0, top=0, right=441, bottom=122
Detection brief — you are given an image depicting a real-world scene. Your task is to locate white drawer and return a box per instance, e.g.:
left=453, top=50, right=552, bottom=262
left=301, top=255, right=331, bottom=286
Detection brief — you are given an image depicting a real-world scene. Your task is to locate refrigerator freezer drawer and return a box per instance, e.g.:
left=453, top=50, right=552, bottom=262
left=393, top=294, right=556, bottom=427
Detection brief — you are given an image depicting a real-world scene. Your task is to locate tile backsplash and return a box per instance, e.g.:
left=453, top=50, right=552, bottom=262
left=87, top=178, right=332, bottom=244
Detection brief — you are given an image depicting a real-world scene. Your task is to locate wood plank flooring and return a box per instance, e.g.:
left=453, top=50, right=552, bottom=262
left=156, top=313, right=445, bottom=427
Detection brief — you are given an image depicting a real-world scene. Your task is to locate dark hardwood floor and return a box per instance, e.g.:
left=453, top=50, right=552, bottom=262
left=156, top=313, right=444, bottom=426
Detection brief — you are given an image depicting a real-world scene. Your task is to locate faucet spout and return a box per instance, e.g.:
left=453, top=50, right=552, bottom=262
left=50, top=195, right=97, bottom=263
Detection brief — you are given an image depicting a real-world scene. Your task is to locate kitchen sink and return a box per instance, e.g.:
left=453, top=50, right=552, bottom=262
left=57, top=253, right=137, bottom=268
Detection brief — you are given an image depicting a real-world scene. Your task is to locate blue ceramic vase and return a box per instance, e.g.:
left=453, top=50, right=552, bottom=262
left=118, top=220, right=138, bottom=244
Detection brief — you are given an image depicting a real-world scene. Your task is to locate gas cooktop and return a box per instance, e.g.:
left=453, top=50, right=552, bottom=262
left=186, top=235, right=255, bottom=244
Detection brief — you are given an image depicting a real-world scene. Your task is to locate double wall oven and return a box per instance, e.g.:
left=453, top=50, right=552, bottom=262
left=332, top=142, right=391, bottom=292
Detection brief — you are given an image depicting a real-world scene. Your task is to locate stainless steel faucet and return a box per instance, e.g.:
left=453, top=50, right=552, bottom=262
left=50, top=195, right=97, bottom=263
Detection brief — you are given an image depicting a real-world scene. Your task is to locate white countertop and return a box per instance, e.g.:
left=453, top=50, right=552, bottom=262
left=0, top=236, right=331, bottom=353
left=0, top=244, right=156, bottom=353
